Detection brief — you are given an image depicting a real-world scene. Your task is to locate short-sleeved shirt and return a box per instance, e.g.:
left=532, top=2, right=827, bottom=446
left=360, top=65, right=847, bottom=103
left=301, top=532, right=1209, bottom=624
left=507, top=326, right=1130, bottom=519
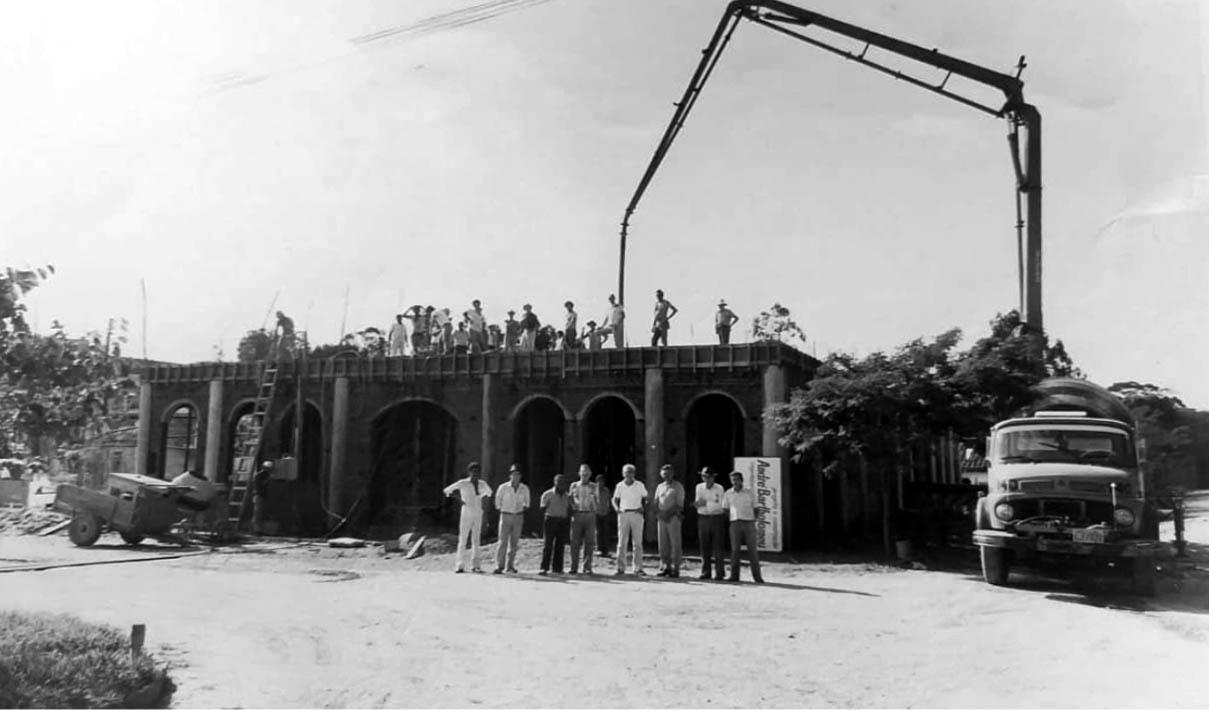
left=465, top=310, right=486, bottom=333
left=540, top=488, right=571, bottom=518
left=724, top=487, right=757, bottom=522
left=613, top=479, right=648, bottom=511
left=654, top=480, right=685, bottom=513
left=443, top=478, right=491, bottom=513
left=495, top=482, right=530, bottom=514
left=695, top=482, right=726, bottom=516
left=568, top=480, right=599, bottom=513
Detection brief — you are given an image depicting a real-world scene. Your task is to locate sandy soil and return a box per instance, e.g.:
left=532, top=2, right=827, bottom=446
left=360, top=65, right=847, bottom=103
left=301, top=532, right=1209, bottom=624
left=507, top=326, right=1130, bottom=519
left=3, top=498, right=1209, bottom=709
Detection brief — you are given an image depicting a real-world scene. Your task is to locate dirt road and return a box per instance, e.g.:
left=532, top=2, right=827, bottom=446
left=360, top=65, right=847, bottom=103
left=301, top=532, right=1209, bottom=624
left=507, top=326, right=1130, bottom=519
left=4, top=504, right=1208, bottom=708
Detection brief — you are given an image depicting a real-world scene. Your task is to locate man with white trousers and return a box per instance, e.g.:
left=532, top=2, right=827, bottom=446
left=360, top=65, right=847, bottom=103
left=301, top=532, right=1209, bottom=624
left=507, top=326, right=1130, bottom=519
left=443, top=461, right=493, bottom=573
left=611, top=463, right=648, bottom=575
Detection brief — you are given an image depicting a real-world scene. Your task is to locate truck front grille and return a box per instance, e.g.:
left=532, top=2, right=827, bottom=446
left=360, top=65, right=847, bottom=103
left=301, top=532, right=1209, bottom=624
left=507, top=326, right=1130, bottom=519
left=1013, top=498, right=1115, bottom=526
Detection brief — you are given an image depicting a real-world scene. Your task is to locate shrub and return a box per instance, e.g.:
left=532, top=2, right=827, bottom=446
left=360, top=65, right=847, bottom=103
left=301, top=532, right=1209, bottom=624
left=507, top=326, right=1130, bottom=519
left=0, top=611, right=167, bottom=708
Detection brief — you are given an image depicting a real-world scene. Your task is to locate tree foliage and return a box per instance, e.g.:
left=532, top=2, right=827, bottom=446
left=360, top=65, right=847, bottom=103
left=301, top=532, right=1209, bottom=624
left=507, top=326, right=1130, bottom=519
left=0, top=267, right=134, bottom=458
left=1109, top=381, right=1196, bottom=490
left=751, top=303, right=806, bottom=348
left=768, top=310, right=1084, bottom=466
left=236, top=329, right=274, bottom=363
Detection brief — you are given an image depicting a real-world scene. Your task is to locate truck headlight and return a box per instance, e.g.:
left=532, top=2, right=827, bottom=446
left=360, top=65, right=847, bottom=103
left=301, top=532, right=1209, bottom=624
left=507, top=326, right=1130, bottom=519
left=1113, top=508, right=1135, bottom=526
left=994, top=503, right=1016, bottom=522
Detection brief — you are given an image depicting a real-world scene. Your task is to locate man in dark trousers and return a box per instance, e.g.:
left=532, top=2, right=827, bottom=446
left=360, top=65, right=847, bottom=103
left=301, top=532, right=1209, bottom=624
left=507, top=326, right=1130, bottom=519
left=538, top=474, right=572, bottom=575
left=693, top=466, right=728, bottom=580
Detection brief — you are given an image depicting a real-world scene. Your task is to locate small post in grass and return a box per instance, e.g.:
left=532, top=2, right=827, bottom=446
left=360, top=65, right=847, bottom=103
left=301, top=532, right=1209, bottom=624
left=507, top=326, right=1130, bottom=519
left=130, top=624, right=146, bottom=664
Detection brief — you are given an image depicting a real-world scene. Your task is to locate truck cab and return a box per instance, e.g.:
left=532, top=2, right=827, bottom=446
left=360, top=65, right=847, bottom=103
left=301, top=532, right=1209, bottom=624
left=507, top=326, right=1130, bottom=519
left=972, top=379, right=1164, bottom=595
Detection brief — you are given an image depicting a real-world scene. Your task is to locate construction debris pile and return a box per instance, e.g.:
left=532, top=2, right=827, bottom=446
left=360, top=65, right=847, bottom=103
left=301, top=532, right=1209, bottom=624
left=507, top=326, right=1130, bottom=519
left=0, top=506, right=67, bottom=535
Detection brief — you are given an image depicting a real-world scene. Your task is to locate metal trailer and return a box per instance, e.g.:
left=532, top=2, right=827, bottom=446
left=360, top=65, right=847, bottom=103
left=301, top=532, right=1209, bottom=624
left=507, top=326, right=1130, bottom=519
left=52, top=472, right=197, bottom=546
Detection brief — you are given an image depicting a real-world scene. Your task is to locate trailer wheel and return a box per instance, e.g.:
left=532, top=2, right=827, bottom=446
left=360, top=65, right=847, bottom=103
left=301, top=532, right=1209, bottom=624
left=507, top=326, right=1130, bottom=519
left=68, top=512, right=103, bottom=547
left=980, top=545, right=1010, bottom=586
left=120, top=532, right=145, bottom=545
left=1131, top=558, right=1157, bottom=597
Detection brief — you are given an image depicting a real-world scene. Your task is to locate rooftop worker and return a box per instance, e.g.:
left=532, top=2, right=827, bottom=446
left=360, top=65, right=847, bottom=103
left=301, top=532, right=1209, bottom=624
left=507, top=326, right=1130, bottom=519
left=563, top=301, right=578, bottom=350
left=464, top=299, right=487, bottom=354
left=274, top=310, right=295, bottom=356
left=519, top=304, right=540, bottom=352
left=651, top=289, right=678, bottom=347
left=408, top=305, right=427, bottom=353
left=503, top=310, right=520, bottom=351
left=714, top=300, right=739, bottom=345
left=602, top=293, right=625, bottom=348
left=388, top=313, right=409, bottom=357
left=452, top=321, right=470, bottom=354
left=443, top=461, right=492, bottom=573
left=582, top=320, right=605, bottom=351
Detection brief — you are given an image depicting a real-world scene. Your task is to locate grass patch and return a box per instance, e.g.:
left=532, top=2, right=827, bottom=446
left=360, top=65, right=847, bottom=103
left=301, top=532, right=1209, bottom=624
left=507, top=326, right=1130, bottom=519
left=0, top=611, right=169, bottom=708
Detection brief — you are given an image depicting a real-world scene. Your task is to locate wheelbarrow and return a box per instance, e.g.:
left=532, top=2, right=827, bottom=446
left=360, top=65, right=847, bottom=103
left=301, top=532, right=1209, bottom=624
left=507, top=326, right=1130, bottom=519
left=52, top=472, right=197, bottom=546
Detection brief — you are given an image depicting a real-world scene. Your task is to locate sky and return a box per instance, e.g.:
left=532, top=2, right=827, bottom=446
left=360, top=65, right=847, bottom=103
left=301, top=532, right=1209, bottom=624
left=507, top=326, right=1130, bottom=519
left=3, top=0, right=1207, bottom=406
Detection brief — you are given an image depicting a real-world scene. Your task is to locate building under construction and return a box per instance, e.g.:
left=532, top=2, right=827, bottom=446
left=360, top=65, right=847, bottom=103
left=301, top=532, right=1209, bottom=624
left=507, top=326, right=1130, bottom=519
left=134, top=343, right=825, bottom=543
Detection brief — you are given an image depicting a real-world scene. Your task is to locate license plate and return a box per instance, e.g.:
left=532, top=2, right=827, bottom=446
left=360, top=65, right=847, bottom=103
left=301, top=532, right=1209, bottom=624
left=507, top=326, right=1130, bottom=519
left=1072, top=527, right=1108, bottom=544
left=1037, top=539, right=1075, bottom=553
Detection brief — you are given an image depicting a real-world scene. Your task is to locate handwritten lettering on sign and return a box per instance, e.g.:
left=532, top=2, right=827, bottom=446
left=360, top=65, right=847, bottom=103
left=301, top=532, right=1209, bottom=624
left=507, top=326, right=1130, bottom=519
left=736, top=457, right=782, bottom=552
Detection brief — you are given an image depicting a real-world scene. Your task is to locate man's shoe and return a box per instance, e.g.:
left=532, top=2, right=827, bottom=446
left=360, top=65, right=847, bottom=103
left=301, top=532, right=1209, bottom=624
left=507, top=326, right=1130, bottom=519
left=635, top=569, right=647, bottom=576
left=538, top=570, right=548, bottom=576
left=472, top=568, right=483, bottom=573
left=670, top=569, right=680, bottom=578
left=656, top=569, right=670, bottom=577
left=614, top=569, right=625, bottom=576
left=568, top=569, right=578, bottom=575
left=754, top=577, right=766, bottom=584
left=492, top=568, right=503, bottom=575
left=698, top=573, right=711, bottom=580
left=507, top=567, right=519, bottom=574
left=726, top=576, right=740, bottom=582
left=455, top=568, right=465, bottom=574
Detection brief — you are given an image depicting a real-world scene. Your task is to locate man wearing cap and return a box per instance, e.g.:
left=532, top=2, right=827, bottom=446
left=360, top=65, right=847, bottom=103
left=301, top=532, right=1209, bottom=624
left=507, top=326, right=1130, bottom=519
left=612, top=463, right=648, bottom=575
left=493, top=464, right=529, bottom=574
left=724, top=471, right=765, bottom=583
left=504, top=310, right=520, bottom=351
left=443, top=462, right=493, bottom=573
left=694, top=466, right=728, bottom=580
left=714, top=300, right=739, bottom=345
left=567, top=464, right=599, bottom=575
left=654, top=464, right=685, bottom=577
left=464, top=299, right=487, bottom=354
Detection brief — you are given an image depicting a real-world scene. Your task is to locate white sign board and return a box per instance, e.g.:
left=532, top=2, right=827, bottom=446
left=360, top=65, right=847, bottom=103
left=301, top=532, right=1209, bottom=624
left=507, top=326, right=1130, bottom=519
left=734, top=457, right=783, bottom=552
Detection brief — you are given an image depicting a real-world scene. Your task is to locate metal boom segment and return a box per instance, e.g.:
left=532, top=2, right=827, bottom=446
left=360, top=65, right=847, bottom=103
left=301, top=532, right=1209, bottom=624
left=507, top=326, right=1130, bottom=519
left=620, top=0, right=1042, bottom=332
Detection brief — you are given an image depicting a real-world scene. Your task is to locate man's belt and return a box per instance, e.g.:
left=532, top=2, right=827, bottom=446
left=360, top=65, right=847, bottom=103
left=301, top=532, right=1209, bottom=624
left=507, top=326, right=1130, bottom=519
left=501, top=511, right=524, bottom=515
left=621, top=508, right=642, bottom=513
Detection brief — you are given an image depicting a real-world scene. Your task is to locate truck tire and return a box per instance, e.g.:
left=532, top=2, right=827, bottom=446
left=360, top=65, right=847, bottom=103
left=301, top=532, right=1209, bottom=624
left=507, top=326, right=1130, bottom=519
left=1131, top=558, right=1157, bottom=597
left=68, top=512, right=102, bottom=547
left=120, top=532, right=145, bottom=545
left=980, top=546, right=1010, bottom=586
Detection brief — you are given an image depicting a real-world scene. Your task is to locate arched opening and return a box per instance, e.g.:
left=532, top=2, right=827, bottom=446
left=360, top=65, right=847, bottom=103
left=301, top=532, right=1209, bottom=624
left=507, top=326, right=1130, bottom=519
left=160, top=403, right=200, bottom=478
left=583, top=396, right=638, bottom=491
left=278, top=402, right=323, bottom=482
left=685, top=393, right=745, bottom=540
left=512, top=397, right=566, bottom=532
left=368, top=401, right=458, bottom=534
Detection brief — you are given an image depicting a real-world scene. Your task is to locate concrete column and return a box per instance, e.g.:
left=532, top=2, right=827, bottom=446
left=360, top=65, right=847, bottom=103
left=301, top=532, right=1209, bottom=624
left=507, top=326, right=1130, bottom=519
left=203, top=379, right=224, bottom=481
left=644, top=367, right=664, bottom=541
left=329, top=377, right=350, bottom=519
left=481, top=374, right=496, bottom=483
left=135, top=380, right=153, bottom=477
left=563, top=417, right=578, bottom=472
left=762, top=364, right=792, bottom=540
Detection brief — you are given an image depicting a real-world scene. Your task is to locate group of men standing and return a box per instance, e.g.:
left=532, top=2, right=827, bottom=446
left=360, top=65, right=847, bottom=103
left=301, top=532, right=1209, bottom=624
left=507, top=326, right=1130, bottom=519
left=441, top=460, right=765, bottom=583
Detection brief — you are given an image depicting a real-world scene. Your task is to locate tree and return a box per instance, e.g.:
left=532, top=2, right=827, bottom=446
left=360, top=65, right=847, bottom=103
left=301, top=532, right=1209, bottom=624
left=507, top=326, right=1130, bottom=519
left=1108, top=381, right=1196, bottom=490
left=236, top=329, right=274, bottom=363
left=751, top=303, right=807, bottom=348
left=0, top=267, right=134, bottom=459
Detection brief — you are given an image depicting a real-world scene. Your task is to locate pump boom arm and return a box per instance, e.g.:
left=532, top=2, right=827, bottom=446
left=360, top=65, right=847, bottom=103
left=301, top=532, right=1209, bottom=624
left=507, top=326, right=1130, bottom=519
left=619, top=0, right=1042, bottom=331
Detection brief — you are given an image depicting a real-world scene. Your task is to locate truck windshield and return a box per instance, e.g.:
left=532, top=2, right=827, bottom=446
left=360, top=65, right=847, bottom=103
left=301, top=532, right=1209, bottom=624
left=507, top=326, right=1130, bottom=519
left=994, top=425, right=1133, bottom=466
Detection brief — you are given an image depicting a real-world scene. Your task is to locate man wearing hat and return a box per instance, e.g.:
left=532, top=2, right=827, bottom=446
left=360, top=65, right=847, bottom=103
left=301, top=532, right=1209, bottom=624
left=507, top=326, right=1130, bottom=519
left=493, top=464, right=530, bottom=574
left=693, top=466, right=728, bottom=580
left=443, top=461, right=493, bottom=573
left=715, top=300, right=739, bottom=345
left=503, top=309, right=520, bottom=351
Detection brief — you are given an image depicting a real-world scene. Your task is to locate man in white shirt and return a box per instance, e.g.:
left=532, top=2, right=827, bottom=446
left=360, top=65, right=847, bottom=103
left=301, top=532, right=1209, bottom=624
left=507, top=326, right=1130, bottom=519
left=693, top=466, right=727, bottom=580
left=464, top=299, right=487, bottom=354
left=723, top=471, right=765, bottom=583
left=493, top=464, right=529, bottom=574
left=714, top=300, right=739, bottom=345
left=567, top=464, right=599, bottom=574
left=443, top=461, right=493, bottom=573
left=611, top=463, right=648, bottom=575
left=654, top=464, right=685, bottom=578
left=562, top=301, right=578, bottom=350
left=388, top=314, right=409, bottom=357
left=603, top=293, right=625, bottom=348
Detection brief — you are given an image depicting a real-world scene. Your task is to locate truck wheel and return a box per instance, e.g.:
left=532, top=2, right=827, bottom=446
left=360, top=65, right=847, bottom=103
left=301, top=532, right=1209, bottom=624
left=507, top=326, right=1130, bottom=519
left=120, top=532, right=145, bottom=545
left=68, top=512, right=103, bottom=547
left=1131, top=558, right=1157, bottom=597
left=980, top=546, right=1010, bottom=585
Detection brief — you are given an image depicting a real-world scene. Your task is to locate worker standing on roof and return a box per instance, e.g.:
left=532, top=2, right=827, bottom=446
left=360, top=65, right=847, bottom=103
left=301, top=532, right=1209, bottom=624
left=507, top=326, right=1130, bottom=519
left=274, top=311, right=295, bottom=357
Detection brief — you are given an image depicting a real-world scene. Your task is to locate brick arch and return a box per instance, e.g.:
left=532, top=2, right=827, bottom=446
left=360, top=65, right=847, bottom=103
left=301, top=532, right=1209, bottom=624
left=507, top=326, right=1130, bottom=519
left=510, top=394, right=573, bottom=422
left=681, top=390, right=749, bottom=421
left=371, top=397, right=461, bottom=424
left=576, top=391, right=643, bottom=422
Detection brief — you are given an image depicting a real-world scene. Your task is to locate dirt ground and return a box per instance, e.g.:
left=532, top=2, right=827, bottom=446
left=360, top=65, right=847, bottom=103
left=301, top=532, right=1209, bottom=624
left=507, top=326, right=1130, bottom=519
left=4, top=497, right=1209, bottom=709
